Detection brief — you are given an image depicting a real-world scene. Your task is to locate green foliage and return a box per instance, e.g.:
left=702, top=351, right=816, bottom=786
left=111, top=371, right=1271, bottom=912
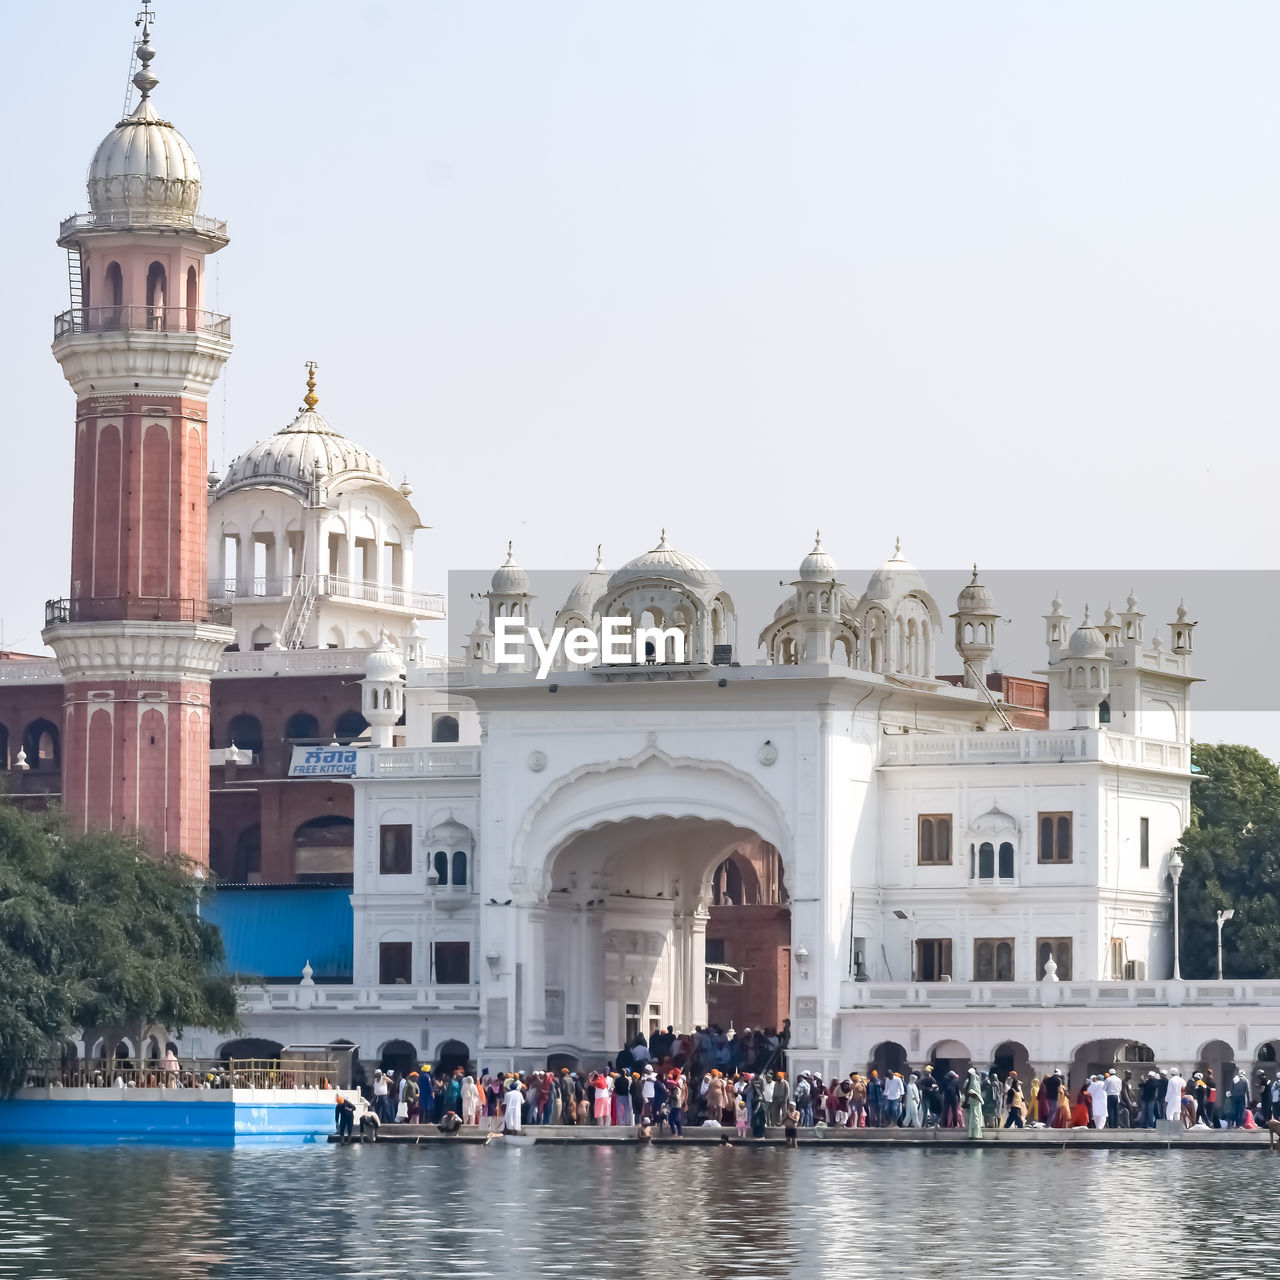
left=1177, top=742, right=1280, bottom=979
left=0, top=805, right=239, bottom=1095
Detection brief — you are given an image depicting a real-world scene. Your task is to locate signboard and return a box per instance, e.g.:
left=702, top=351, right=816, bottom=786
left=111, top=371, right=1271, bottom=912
left=289, top=745, right=359, bottom=777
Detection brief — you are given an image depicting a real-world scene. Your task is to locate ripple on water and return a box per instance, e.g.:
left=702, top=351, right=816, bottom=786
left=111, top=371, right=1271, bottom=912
left=0, top=1144, right=1276, bottom=1279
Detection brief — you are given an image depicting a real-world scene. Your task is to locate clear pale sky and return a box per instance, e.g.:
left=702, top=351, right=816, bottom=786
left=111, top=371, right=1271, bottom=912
left=2, top=3, right=1277, bottom=742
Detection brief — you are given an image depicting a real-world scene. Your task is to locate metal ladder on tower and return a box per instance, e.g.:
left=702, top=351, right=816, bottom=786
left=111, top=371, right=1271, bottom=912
left=67, top=248, right=84, bottom=329
left=280, top=574, right=317, bottom=649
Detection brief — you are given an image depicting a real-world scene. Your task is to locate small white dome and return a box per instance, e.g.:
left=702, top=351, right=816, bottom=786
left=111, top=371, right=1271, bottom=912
left=86, top=27, right=202, bottom=224
left=491, top=543, right=530, bottom=595
left=798, top=532, right=837, bottom=582
left=608, top=531, right=718, bottom=592
left=1067, top=609, right=1108, bottom=659
left=862, top=539, right=928, bottom=604
left=364, top=633, right=405, bottom=681
left=956, top=566, right=994, bottom=613
left=560, top=548, right=607, bottom=618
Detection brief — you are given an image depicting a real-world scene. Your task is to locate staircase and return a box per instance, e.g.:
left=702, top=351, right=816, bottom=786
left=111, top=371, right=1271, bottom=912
left=280, top=575, right=317, bottom=649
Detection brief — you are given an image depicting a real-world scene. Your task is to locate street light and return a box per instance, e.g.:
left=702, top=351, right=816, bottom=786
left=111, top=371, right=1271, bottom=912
left=893, top=908, right=916, bottom=982
left=426, top=867, right=439, bottom=985
left=1216, top=907, right=1235, bottom=981
left=1168, top=851, right=1184, bottom=980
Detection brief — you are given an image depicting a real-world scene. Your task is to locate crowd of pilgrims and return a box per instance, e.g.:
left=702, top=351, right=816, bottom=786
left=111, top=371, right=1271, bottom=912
left=350, top=1022, right=1280, bottom=1138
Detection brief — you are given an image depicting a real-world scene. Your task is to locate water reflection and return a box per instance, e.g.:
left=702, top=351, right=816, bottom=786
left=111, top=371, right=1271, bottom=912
left=0, top=1144, right=1276, bottom=1279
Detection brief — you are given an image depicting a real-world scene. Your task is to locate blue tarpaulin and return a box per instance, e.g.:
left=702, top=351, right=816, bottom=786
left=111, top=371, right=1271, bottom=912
left=203, top=884, right=353, bottom=983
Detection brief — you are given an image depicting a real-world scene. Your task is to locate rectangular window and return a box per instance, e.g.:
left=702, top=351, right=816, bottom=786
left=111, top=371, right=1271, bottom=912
left=648, top=1003, right=662, bottom=1038
left=916, top=938, right=952, bottom=982
left=1038, top=812, right=1073, bottom=863
left=379, top=941, right=412, bottom=985
left=974, top=937, right=1014, bottom=982
left=434, top=941, right=470, bottom=985
left=917, top=814, right=953, bottom=865
left=705, top=938, right=726, bottom=965
left=1139, top=816, right=1150, bottom=869
left=624, top=1002, right=641, bottom=1044
left=1036, top=937, right=1072, bottom=981
left=378, top=823, right=413, bottom=875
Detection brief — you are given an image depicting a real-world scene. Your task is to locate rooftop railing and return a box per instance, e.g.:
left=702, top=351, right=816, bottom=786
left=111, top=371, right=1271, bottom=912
left=54, top=304, right=231, bottom=342
left=24, top=1056, right=337, bottom=1090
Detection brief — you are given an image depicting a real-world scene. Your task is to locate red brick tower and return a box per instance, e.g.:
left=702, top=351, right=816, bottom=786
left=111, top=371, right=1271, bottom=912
left=42, top=17, right=233, bottom=863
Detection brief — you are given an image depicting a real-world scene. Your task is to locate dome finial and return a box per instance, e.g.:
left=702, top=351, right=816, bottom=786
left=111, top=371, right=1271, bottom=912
left=594, top=543, right=603, bottom=570
left=812, top=529, right=823, bottom=552
left=893, top=536, right=902, bottom=558
left=132, top=5, right=159, bottom=101
left=303, top=360, right=319, bottom=411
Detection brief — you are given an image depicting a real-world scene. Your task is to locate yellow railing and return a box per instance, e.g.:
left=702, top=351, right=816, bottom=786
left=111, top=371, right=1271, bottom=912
left=27, top=1056, right=337, bottom=1091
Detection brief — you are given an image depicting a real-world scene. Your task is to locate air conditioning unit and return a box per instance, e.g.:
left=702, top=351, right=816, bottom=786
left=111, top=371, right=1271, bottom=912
left=1124, top=960, right=1146, bottom=980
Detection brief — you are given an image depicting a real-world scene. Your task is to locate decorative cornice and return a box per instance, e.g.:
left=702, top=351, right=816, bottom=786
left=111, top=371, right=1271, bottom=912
left=42, top=620, right=234, bottom=683
left=52, top=329, right=232, bottom=399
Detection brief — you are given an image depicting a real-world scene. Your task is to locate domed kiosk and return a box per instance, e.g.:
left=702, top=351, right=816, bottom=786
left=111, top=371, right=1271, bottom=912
left=208, top=366, right=441, bottom=652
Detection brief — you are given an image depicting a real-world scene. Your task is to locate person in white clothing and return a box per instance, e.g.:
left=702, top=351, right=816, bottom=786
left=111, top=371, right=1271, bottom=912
left=903, top=1074, right=922, bottom=1127
left=1166, top=1070, right=1186, bottom=1122
left=1086, top=1075, right=1108, bottom=1129
left=503, top=1077, right=524, bottom=1134
left=461, top=1075, right=481, bottom=1126
left=1103, top=1069, right=1122, bottom=1128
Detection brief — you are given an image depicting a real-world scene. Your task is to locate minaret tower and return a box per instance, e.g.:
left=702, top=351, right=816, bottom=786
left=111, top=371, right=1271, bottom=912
left=41, top=14, right=234, bottom=862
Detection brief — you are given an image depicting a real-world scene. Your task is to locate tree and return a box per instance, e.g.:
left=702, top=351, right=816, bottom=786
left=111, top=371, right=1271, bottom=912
left=1176, top=742, right=1280, bottom=980
left=0, top=804, right=239, bottom=1095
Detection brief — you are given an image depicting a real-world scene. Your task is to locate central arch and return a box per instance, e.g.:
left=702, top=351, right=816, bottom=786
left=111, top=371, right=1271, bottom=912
left=516, top=749, right=794, bottom=1059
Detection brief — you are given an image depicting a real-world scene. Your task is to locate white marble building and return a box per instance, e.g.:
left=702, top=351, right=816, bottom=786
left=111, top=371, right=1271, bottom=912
left=225, top=525, right=1280, bottom=1083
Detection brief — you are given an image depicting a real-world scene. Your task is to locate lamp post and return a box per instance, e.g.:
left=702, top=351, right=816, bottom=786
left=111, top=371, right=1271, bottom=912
left=193, top=865, right=205, bottom=920
left=1216, top=907, right=1235, bottom=981
left=893, top=908, right=915, bottom=982
left=426, top=867, right=439, bottom=985
left=1168, top=851, right=1184, bottom=980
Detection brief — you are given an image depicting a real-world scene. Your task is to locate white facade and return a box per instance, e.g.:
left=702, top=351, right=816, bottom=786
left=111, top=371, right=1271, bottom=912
left=215, top=534, right=1280, bottom=1083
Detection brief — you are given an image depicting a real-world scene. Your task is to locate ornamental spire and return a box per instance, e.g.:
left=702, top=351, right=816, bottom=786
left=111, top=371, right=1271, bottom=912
left=303, top=361, right=319, bottom=410
left=132, top=6, right=159, bottom=102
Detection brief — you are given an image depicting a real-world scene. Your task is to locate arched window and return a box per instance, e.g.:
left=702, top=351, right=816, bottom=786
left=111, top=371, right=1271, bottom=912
left=432, top=850, right=448, bottom=884
left=104, top=261, right=123, bottom=328
left=1099, top=699, right=1111, bottom=724
left=285, top=712, right=320, bottom=741
left=23, top=719, right=60, bottom=771
left=227, top=713, right=263, bottom=756
left=382, top=688, right=392, bottom=710
left=334, top=710, right=368, bottom=744
left=369, top=689, right=379, bottom=710
left=451, top=850, right=468, bottom=886
left=146, top=261, right=167, bottom=328
left=185, top=264, right=198, bottom=330
left=995, top=940, right=1014, bottom=981
left=432, top=715, right=459, bottom=743
left=998, top=841, right=1014, bottom=879
left=978, top=841, right=995, bottom=879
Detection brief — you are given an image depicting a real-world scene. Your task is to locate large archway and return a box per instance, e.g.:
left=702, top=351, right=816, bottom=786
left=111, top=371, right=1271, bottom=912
left=1069, top=1038, right=1155, bottom=1091
left=991, top=1040, right=1033, bottom=1084
left=541, top=815, right=789, bottom=1058
left=515, top=749, right=794, bottom=1060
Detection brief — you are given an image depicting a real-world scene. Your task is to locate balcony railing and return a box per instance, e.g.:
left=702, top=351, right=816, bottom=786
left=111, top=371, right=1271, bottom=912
left=46, top=596, right=232, bottom=626
left=0, top=658, right=60, bottom=683
left=358, top=746, right=481, bottom=778
left=881, top=728, right=1190, bottom=774
left=840, top=978, right=1280, bottom=1009
left=54, top=305, right=231, bottom=341
left=208, top=574, right=444, bottom=615
left=59, top=210, right=229, bottom=240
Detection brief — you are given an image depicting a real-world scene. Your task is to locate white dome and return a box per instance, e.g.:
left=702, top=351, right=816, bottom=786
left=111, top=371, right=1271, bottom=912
left=1067, top=610, right=1108, bottom=659
left=364, top=633, right=405, bottom=681
left=862, top=539, right=928, bottom=604
left=798, top=532, right=837, bottom=582
left=86, top=28, right=203, bottom=224
left=608, top=531, right=718, bottom=592
left=491, top=543, right=530, bottom=595
left=217, top=407, right=393, bottom=499
left=956, top=566, right=994, bottom=613
left=560, top=549, right=607, bottom=618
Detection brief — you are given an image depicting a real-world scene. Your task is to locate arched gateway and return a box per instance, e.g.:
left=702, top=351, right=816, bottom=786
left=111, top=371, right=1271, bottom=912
left=508, top=748, right=794, bottom=1058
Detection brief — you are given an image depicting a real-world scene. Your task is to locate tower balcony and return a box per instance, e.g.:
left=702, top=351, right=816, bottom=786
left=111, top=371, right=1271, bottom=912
left=53, top=305, right=230, bottom=341
left=46, top=596, right=232, bottom=626
left=58, top=210, right=229, bottom=248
